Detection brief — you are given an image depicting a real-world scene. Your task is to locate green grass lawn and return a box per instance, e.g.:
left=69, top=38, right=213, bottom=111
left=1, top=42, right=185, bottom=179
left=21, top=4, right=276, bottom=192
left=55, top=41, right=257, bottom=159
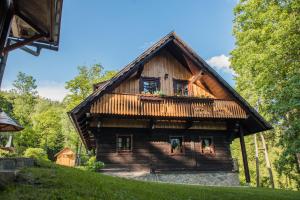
left=0, top=163, right=299, bottom=200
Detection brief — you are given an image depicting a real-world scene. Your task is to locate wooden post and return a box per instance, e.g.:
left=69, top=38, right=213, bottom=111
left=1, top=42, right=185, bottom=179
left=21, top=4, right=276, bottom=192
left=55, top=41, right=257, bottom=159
left=77, top=142, right=82, bottom=165
left=0, top=0, right=14, bottom=54
left=239, top=125, right=250, bottom=184
left=254, top=134, right=260, bottom=187
left=0, top=53, right=8, bottom=88
left=260, top=133, right=275, bottom=189
left=75, top=136, right=79, bottom=166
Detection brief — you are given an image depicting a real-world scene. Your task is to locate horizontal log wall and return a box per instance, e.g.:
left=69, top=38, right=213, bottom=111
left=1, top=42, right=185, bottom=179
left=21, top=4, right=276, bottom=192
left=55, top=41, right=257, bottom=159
left=90, top=119, right=227, bottom=130
left=96, top=129, right=233, bottom=171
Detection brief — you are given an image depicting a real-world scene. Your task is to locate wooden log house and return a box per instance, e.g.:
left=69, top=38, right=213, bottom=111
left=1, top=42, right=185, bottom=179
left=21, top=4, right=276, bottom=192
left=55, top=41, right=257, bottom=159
left=69, top=32, right=272, bottom=183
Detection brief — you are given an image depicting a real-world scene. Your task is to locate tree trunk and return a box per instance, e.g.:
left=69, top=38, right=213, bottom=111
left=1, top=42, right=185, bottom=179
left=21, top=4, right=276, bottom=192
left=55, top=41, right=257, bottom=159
left=260, top=133, right=275, bottom=189
left=296, top=153, right=300, bottom=170
left=254, top=134, right=260, bottom=187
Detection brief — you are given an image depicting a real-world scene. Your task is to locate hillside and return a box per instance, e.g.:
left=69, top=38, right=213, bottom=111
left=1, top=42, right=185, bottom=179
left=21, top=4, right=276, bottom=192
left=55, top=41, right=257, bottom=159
left=0, top=163, right=299, bottom=200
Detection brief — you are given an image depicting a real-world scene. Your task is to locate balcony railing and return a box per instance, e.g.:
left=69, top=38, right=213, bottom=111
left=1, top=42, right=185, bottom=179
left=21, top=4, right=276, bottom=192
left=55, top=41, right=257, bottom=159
left=90, top=93, right=247, bottom=119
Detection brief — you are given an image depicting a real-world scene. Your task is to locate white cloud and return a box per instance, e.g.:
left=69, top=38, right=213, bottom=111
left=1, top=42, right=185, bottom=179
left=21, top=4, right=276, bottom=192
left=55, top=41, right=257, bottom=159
left=37, top=81, right=69, bottom=102
left=2, top=81, right=69, bottom=102
left=206, top=54, right=236, bottom=75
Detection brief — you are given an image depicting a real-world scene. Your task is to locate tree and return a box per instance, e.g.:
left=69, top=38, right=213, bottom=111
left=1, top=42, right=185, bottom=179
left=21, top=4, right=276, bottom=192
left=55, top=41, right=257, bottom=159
left=0, top=92, right=14, bottom=146
left=11, top=72, right=37, bottom=124
left=10, top=72, right=39, bottom=153
left=32, top=99, right=64, bottom=160
left=1, top=74, right=66, bottom=157
left=0, top=92, right=13, bottom=114
left=64, top=64, right=117, bottom=161
left=64, top=64, right=116, bottom=111
left=231, top=0, right=300, bottom=189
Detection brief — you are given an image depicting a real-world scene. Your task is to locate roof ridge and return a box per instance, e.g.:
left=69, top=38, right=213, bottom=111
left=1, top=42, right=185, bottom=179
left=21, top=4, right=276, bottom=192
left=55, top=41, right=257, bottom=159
left=54, top=147, right=73, bottom=157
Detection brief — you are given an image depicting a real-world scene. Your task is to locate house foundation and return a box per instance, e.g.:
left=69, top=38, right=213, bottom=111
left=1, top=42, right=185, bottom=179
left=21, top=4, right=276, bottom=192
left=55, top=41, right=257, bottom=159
left=103, top=171, right=240, bottom=186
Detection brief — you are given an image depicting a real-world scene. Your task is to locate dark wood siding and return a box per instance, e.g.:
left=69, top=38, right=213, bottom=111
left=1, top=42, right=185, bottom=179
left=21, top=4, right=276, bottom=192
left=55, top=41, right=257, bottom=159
left=95, top=128, right=233, bottom=171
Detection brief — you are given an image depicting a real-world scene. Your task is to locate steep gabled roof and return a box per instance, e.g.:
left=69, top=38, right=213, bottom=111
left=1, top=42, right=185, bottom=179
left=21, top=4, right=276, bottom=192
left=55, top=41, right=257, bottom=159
left=69, top=32, right=272, bottom=149
left=93, top=80, right=109, bottom=91
left=54, top=147, right=74, bottom=158
left=71, top=32, right=175, bottom=116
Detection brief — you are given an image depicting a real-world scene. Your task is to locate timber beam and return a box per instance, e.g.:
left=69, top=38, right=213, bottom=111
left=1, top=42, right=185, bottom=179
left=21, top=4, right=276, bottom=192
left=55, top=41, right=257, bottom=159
left=239, top=125, right=250, bottom=184
left=135, top=64, right=144, bottom=79
left=3, top=34, right=45, bottom=55
left=189, top=71, right=204, bottom=83
left=0, top=0, right=14, bottom=54
left=0, top=53, right=8, bottom=88
left=185, top=120, right=193, bottom=129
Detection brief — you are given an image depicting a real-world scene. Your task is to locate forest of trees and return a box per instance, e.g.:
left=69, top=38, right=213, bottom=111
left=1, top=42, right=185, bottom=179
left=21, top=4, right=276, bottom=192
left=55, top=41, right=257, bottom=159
left=0, top=0, right=299, bottom=191
left=230, top=0, right=299, bottom=190
left=0, top=64, right=116, bottom=161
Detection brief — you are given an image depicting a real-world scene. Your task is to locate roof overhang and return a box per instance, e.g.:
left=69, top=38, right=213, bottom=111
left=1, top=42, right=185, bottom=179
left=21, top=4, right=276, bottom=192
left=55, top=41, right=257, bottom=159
left=0, top=110, right=23, bottom=132
left=0, top=0, right=63, bottom=55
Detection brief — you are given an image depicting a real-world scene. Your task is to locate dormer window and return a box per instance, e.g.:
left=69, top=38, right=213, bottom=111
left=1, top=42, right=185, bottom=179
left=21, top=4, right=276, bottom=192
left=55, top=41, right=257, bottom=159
left=173, top=79, right=188, bottom=96
left=140, top=77, right=160, bottom=94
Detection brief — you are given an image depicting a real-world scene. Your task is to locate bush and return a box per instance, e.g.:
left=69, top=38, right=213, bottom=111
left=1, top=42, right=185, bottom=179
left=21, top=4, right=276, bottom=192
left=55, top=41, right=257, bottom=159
left=86, top=156, right=104, bottom=172
left=79, top=153, right=89, bottom=166
left=24, top=148, right=49, bottom=161
left=0, top=149, right=17, bottom=158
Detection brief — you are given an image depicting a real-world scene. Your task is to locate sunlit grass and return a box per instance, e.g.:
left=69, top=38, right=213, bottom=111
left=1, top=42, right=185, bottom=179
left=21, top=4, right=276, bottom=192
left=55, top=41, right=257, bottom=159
left=0, top=162, right=299, bottom=200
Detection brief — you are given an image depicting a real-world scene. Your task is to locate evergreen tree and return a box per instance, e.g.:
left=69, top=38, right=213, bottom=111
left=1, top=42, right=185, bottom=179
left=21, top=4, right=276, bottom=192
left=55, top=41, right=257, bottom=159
left=10, top=72, right=39, bottom=153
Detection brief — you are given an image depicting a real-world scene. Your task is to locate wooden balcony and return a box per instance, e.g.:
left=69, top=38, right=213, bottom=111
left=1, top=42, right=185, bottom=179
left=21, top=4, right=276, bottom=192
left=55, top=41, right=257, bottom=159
left=90, top=93, right=247, bottom=119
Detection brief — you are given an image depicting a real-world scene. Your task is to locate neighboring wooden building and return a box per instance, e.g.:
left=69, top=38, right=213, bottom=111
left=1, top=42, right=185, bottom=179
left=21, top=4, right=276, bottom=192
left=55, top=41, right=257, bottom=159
left=55, top=148, right=75, bottom=167
left=69, top=32, right=272, bottom=184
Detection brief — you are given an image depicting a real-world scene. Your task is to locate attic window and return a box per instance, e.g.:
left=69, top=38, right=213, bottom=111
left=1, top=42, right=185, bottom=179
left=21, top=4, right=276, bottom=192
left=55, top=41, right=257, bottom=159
left=140, top=77, right=160, bottom=94
left=173, top=79, right=188, bottom=96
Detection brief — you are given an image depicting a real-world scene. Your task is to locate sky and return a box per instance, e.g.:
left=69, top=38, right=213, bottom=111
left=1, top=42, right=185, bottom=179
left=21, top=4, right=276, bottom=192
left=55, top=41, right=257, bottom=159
left=3, top=0, right=238, bottom=101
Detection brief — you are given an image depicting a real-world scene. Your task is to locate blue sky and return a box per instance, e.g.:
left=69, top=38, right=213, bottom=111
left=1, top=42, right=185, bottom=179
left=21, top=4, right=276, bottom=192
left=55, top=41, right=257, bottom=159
left=3, top=0, right=238, bottom=101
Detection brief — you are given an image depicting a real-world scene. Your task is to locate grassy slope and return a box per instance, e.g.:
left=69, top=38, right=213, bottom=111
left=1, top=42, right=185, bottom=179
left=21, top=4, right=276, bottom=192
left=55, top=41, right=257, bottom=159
left=0, top=163, right=299, bottom=200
